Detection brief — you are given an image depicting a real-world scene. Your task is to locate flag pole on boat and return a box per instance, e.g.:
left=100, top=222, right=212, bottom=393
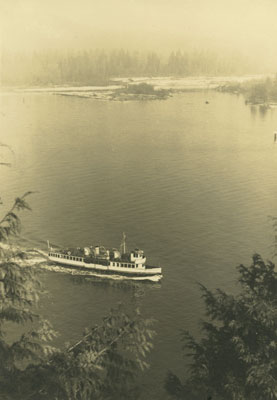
left=121, top=232, right=127, bottom=254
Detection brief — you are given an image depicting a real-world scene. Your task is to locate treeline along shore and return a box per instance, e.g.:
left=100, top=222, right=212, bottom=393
left=217, top=75, right=277, bottom=107
left=1, top=48, right=257, bottom=87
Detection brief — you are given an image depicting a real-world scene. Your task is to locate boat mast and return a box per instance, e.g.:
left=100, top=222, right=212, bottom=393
left=121, top=232, right=127, bottom=254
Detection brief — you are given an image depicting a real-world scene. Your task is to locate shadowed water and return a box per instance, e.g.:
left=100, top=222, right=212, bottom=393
left=1, top=90, right=277, bottom=398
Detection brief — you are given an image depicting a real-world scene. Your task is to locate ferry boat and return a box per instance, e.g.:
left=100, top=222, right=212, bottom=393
left=47, top=234, right=162, bottom=282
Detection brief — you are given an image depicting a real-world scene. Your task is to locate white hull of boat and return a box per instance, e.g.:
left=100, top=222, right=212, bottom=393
left=48, top=255, right=162, bottom=282
left=45, top=264, right=162, bottom=282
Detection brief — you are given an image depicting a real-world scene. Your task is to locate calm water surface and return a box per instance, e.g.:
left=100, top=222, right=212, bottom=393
left=1, top=90, right=277, bottom=398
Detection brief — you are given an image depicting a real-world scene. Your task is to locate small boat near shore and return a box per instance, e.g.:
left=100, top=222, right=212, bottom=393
left=47, top=234, right=162, bottom=282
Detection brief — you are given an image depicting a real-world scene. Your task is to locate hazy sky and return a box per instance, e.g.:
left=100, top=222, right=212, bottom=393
left=1, top=0, right=277, bottom=64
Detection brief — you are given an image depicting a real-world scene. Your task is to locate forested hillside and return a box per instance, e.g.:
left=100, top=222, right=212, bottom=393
left=1, top=49, right=254, bottom=86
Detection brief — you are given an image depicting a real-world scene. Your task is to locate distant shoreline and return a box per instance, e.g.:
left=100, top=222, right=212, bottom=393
left=0, top=75, right=270, bottom=101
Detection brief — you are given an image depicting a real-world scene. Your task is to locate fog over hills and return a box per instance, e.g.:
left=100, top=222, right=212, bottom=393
left=1, top=0, right=277, bottom=83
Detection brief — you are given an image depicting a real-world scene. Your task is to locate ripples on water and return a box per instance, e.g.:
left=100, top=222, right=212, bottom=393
left=1, top=91, right=277, bottom=398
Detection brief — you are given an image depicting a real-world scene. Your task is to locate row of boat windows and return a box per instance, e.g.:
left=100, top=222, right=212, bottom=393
left=111, top=262, right=137, bottom=268
left=49, top=253, right=83, bottom=262
left=49, top=253, right=139, bottom=268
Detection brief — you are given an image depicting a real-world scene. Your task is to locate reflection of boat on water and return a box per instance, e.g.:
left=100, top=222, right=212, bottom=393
left=47, top=234, right=162, bottom=282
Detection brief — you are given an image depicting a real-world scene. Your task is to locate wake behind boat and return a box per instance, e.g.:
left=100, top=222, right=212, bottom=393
left=47, top=234, right=162, bottom=282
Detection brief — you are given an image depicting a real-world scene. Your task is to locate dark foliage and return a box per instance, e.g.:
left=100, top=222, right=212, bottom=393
left=165, top=254, right=277, bottom=400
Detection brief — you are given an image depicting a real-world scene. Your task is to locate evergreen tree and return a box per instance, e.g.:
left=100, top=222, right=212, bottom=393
left=165, top=254, right=277, bottom=400
left=0, top=192, right=57, bottom=398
